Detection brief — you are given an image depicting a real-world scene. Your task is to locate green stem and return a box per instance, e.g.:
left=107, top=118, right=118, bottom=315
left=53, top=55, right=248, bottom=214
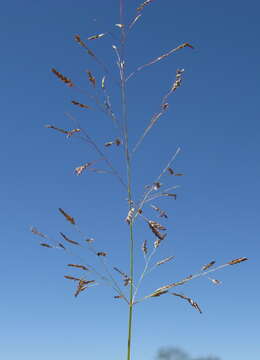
left=127, top=222, right=134, bottom=360
left=118, top=2, right=134, bottom=359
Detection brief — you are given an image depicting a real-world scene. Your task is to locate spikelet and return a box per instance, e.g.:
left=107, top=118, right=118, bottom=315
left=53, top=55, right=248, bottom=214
left=162, top=103, right=169, bottom=110
left=71, top=100, right=90, bottom=109
left=96, top=252, right=107, bottom=257
left=104, top=138, right=122, bottom=147
left=167, top=167, right=174, bottom=175
left=138, top=43, right=193, bottom=72
left=114, top=295, right=124, bottom=299
left=45, top=125, right=68, bottom=135
left=228, top=257, right=248, bottom=265
left=87, top=33, right=106, bottom=40
left=74, top=162, right=92, bottom=176
left=124, top=278, right=131, bottom=286
left=66, top=129, right=81, bottom=138
left=150, top=204, right=160, bottom=212
left=40, top=243, right=52, bottom=248
left=150, top=289, right=169, bottom=297
left=74, top=34, right=95, bottom=57
left=101, top=76, right=106, bottom=89
left=85, top=238, right=94, bottom=243
left=45, top=124, right=80, bottom=138
left=171, top=69, right=184, bottom=92
left=51, top=68, right=74, bottom=87
left=150, top=284, right=172, bottom=294
left=83, top=280, right=95, bottom=285
left=125, top=208, right=135, bottom=225
left=67, top=264, right=89, bottom=271
left=208, top=277, right=222, bottom=285
left=150, top=275, right=193, bottom=294
left=115, top=24, right=124, bottom=28
left=148, top=220, right=166, bottom=231
left=129, top=14, right=142, bottom=29
left=142, top=240, right=148, bottom=255
left=154, top=239, right=161, bottom=248
left=153, top=182, right=163, bottom=190
left=180, top=42, right=194, bottom=49
left=150, top=205, right=168, bottom=219
left=113, top=267, right=131, bottom=286
left=58, top=243, right=66, bottom=250
left=74, top=34, right=83, bottom=43
left=74, top=286, right=87, bottom=297
left=137, top=0, right=156, bottom=12
left=60, top=232, right=79, bottom=246
left=156, top=256, right=174, bottom=266
left=147, top=287, right=169, bottom=297
left=74, top=279, right=95, bottom=297
left=162, top=193, right=177, bottom=199
left=87, top=71, right=96, bottom=87
left=58, top=208, right=76, bottom=225
left=64, top=275, right=82, bottom=281
left=202, top=260, right=216, bottom=271
left=172, top=293, right=202, bottom=314
left=31, top=226, right=47, bottom=239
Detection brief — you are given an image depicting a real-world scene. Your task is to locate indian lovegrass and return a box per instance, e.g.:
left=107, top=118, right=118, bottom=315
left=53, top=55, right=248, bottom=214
left=31, top=1, right=248, bottom=359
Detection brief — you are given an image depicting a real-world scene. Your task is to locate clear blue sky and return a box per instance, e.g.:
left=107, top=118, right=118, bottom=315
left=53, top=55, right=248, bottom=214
left=1, top=1, right=259, bottom=360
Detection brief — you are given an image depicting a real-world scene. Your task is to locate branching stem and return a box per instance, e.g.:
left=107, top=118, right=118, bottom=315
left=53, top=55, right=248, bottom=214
left=118, top=1, right=135, bottom=359
left=133, top=247, right=156, bottom=303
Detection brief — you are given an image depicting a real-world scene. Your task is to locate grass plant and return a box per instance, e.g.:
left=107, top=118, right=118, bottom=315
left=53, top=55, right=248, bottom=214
left=31, top=1, right=248, bottom=359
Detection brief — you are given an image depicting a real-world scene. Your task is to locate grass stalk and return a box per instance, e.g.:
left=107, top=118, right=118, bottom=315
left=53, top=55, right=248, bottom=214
left=127, top=221, right=134, bottom=360
left=118, top=1, right=135, bottom=358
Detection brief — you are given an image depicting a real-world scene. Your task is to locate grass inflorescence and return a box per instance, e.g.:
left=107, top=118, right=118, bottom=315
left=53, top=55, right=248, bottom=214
left=31, top=1, right=248, bottom=360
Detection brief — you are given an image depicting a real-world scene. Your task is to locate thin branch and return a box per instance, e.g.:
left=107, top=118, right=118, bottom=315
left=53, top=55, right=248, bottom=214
left=132, top=247, right=156, bottom=302
left=126, top=43, right=193, bottom=81
left=74, top=225, right=128, bottom=303
left=65, top=112, right=127, bottom=189
left=31, top=226, right=110, bottom=284
left=144, top=185, right=180, bottom=203
left=136, top=259, right=248, bottom=303
left=133, top=69, right=184, bottom=152
left=136, top=147, right=181, bottom=215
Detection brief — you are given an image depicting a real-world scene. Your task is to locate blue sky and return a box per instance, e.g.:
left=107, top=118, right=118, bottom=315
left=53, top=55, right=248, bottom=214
left=1, top=1, right=259, bottom=359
